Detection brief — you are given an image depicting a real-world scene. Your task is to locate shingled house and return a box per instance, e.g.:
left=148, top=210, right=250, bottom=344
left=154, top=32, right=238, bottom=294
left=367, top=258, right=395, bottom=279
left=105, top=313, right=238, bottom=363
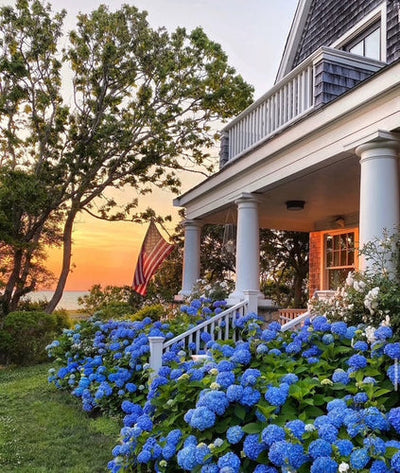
left=174, top=0, right=400, bottom=307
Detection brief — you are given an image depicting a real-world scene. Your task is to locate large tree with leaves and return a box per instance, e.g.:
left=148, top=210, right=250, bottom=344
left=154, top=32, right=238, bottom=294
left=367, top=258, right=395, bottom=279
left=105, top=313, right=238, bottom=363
left=0, top=0, right=253, bottom=315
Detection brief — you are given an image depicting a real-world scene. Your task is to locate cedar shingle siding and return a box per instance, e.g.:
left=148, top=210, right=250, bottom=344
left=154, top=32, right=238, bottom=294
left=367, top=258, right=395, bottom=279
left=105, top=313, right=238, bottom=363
left=387, top=1, right=400, bottom=63
left=293, top=0, right=390, bottom=68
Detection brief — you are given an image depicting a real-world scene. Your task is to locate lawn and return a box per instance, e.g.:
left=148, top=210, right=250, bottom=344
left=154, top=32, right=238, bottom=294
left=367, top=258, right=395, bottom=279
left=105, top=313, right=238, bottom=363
left=0, top=363, right=121, bottom=473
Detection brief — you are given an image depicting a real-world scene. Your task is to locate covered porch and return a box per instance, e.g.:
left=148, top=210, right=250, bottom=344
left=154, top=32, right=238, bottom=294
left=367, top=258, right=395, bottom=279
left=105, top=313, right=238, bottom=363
left=174, top=59, right=400, bottom=305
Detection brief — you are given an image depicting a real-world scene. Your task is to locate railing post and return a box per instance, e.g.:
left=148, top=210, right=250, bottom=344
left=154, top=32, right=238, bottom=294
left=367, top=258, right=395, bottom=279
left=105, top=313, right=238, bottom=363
left=149, top=336, right=165, bottom=376
left=243, top=289, right=259, bottom=315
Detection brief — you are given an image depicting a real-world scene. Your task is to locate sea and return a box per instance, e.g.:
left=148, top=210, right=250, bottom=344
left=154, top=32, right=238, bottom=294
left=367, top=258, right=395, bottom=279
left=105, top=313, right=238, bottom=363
left=23, top=291, right=89, bottom=311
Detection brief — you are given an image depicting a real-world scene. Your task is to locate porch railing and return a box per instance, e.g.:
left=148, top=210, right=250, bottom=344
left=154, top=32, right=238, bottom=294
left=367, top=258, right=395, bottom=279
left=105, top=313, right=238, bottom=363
left=149, top=301, right=311, bottom=373
left=220, top=47, right=384, bottom=165
left=149, top=300, right=248, bottom=373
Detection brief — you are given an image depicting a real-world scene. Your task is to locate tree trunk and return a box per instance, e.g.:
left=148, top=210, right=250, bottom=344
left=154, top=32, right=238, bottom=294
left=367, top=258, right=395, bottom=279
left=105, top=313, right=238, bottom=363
left=46, top=209, right=77, bottom=313
left=1, top=248, right=23, bottom=317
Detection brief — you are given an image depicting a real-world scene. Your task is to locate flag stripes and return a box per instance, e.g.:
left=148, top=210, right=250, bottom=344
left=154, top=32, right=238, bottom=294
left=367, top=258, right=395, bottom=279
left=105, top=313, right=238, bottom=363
left=132, top=221, right=174, bottom=296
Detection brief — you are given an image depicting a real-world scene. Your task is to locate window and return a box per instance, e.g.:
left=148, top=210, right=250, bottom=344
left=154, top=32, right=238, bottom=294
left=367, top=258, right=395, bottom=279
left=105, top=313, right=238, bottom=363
left=325, top=231, right=356, bottom=290
left=344, top=23, right=381, bottom=61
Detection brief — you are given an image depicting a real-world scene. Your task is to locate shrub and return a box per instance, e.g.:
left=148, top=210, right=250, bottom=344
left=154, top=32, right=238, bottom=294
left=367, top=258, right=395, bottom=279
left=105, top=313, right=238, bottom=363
left=0, top=310, right=69, bottom=365
left=130, top=304, right=168, bottom=322
left=310, top=231, right=400, bottom=334
left=109, top=317, right=400, bottom=473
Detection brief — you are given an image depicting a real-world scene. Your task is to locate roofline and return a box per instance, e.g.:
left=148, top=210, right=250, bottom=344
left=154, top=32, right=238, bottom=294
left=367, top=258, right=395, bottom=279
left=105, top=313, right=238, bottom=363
left=275, top=0, right=313, bottom=83
left=174, top=59, right=400, bottom=208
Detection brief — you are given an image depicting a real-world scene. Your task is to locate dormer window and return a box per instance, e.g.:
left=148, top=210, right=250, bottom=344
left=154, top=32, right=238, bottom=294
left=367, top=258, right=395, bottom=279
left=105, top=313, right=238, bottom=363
left=344, top=23, right=381, bottom=61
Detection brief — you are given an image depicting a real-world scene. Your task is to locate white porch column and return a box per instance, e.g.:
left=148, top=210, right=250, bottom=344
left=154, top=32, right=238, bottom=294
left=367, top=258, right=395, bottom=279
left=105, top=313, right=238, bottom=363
left=179, top=219, right=202, bottom=297
left=228, top=193, right=261, bottom=302
left=356, top=139, right=400, bottom=270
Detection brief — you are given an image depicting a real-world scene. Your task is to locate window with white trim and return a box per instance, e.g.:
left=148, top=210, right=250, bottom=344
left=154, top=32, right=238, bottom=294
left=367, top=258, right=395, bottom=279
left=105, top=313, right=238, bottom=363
left=325, top=230, right=356, bottom=290
left=344, top=22, right=381, bottom=61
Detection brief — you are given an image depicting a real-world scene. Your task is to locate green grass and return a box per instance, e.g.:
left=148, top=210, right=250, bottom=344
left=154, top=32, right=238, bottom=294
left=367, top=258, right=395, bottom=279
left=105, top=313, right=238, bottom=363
left=0, top=363, right=121, bottom=472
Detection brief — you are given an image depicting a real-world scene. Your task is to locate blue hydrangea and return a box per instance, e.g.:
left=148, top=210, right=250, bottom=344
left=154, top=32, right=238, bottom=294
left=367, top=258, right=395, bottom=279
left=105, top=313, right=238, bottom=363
left=384, top=342, right=400, bottom=359
left=309, top=439, right=332, bottom=459
left=318, top=424, right=338, bottom=442
left=188, top=407, right=216, bottom=431
left=392, top=452, right=400, bottom=473
left=240, top=368, right=261, bottom=386
left=332, top=369, right=350, bottom=385
left=216, top=371, right=235, bottom=388
left=327, top=399, right=347, bottom=411
left=281, top=373, right=298, bottom=385
left=226, top=426, right=244, bottom=444
left=331, top=321, right=348, bottom=336
left=286, top=419, right=305, bottom=439
left=335, top=439, right=354, bottom=456
left=353, top=341, right=369, bottom=351
left=195, top=444, right=211, bottom=465
left=136, top=415, right=153, bottom=432
left=375, top=326, right=393, bottom=340
left=388, top=364, right=400, bottom=387
left=312, top=316, right=331, bottom=332
left=198, top=390, right=229, bottom=416
left=265, top=385, right=289, bottom=406
left=261, top=424, right=286, bottom=446
left=261, top=329, right=277, bottom=342
left=354, top=392, right=369, bottom=404
left=254, top=466, right=278, bottom=473
left=364, top=407, right=390, bottom=431
left=310, top=456, right=338, bottom=473
left=364, top=437, right=386, bottom=455
left=177, top=445, right=198, bottom=470
left=350, top=448, right=370, bottom=470
left=347, top=354, right=368, bottom=370
left=243, top=434, right=266, bottom=460
left=226, top=384, right=244, bottom=402
left=268, top=440, right=290, bottom=466
left=217, top=452, right=241, bottom=473
left=371, top=460, right=390, bottom=473
left=231, top=348, right=251, bottom=365
left=322, top=334, right=334, bottom=345
left=388, top=407, right=400, bottom=434
left=256, top=344, right=269, bottom=354
left=240, top=386, right=261, bottom=406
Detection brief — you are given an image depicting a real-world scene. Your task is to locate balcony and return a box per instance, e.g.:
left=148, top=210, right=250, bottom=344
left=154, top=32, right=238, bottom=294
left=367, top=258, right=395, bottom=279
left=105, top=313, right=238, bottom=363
left=220, top=47, right=385, bottom=166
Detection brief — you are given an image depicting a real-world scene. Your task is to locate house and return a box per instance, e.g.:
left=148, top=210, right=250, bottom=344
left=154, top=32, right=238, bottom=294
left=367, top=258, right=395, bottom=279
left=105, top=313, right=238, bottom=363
left=173, top=0, right=400, bottom=307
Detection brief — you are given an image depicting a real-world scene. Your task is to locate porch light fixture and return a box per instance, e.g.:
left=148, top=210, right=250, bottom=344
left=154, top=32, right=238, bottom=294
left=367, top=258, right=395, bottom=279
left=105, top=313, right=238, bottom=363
left=286, top=200, right=305, bottom=211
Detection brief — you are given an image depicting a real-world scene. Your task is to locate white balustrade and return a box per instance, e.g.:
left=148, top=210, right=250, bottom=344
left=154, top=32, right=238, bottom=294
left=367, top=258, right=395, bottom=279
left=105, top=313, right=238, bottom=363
left=223, top=47, right=384, bottom=163
left=149, top=300, right=248, bottom=374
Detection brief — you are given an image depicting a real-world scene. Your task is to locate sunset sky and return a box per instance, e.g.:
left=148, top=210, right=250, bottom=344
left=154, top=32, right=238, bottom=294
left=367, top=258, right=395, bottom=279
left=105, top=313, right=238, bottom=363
left=23, top=0, right=298, bottom=291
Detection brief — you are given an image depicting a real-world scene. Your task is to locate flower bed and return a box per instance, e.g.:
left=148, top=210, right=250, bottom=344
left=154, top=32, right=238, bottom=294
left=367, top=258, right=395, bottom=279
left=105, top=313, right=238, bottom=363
left=47, top=298, right=228, bottom=415
left=109, top=317, right=400, bottom=473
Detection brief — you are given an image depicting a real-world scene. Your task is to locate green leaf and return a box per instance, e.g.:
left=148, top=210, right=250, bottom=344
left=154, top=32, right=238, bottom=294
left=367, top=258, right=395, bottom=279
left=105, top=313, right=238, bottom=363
left=234, top=405, right=247, bottom=421
left=242, top=423, right=262, bottom=434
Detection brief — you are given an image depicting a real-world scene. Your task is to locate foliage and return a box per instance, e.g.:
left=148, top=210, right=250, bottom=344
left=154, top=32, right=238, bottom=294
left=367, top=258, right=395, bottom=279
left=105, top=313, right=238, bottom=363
left=78, top=284, right=141, bottom=315
left=0, top=363, right=121, bottom=472
left=0, top=0, right=253, bottom=313
left=310, top=232, right=400, bottom=333
left=260, top=229, right=309, bottom=308
left=109, top=318, right=400, bottom=473
left=0, top=310, right=70, bottom=365
left=130, top=304, right=168, bottom=322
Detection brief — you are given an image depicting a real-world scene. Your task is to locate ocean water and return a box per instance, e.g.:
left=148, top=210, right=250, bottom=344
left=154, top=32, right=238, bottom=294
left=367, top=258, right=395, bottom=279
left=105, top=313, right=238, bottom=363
left=23, top=291, right=89, bottom=311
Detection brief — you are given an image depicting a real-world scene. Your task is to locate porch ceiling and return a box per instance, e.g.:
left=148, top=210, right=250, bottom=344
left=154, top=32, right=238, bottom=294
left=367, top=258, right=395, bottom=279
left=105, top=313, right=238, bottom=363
left=200, top=153, right=362, bottom=232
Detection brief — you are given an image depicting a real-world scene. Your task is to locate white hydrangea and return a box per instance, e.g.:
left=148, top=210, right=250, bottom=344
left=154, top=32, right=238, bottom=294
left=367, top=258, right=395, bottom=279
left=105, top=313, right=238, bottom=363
left=364, top=287, right=379, bottom=314
left=339, top=462, right=350, bottom=472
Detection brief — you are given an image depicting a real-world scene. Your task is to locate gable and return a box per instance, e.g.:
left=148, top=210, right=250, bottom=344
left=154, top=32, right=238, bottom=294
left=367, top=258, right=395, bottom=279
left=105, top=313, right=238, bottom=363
left=276, top=0, right=393, bottom=81
left=293, top=0, right=384, bottom=67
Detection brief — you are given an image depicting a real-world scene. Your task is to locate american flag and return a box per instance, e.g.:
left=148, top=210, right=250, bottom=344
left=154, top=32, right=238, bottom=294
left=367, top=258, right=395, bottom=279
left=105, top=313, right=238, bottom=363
left=132, top=221, right=174, bottom=296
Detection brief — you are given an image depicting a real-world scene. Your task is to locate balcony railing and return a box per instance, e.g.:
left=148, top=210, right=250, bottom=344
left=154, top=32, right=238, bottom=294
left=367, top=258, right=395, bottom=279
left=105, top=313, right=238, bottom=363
left=220, top=47, right=385, bottom=165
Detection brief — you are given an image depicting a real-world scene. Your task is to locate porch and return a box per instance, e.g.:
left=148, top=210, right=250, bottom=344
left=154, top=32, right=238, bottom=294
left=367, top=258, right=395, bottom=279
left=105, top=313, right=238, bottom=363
left=175, top=57, right=400, bottom=305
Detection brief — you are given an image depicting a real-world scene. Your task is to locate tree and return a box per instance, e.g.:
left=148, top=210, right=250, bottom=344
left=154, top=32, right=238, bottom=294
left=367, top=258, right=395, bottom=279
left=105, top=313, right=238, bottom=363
left=259, top=230, right=309, bottom=308
left=0, top=0, right=253, bottom=314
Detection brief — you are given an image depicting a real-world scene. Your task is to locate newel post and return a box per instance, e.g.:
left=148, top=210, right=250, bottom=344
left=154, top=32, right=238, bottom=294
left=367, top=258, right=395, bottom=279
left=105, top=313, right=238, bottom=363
left=243, top=289, right=259, bottom=315
left=149, top=336, right=165, bottom=376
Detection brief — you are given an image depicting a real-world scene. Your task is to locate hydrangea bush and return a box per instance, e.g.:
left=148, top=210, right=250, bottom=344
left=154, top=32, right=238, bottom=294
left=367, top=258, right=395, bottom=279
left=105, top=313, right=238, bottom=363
left=109, top=317, right=400, bottom=473
left=47, top=298, right=230, bottom=415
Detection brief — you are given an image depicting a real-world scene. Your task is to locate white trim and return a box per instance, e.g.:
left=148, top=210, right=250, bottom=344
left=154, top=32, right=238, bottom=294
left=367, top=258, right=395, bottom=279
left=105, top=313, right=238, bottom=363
left=330, top=3, right=387, bottom=62
left=276, top=0, right=313, bottom=82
